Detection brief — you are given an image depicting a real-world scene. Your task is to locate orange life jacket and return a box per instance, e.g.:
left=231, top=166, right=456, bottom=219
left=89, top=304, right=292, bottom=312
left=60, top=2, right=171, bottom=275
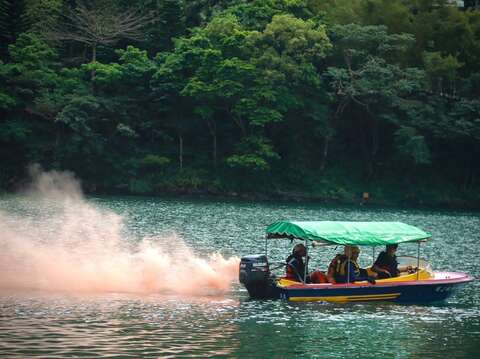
left=310, top=270, right=328, bottom=283
left=285, top=254, right=305, bottom=281
left=327, top=254, right=344, bottom=283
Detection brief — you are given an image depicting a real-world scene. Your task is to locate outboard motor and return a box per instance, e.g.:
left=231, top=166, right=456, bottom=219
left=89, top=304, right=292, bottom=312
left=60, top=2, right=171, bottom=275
left=239, top=254, right=277, bottom=299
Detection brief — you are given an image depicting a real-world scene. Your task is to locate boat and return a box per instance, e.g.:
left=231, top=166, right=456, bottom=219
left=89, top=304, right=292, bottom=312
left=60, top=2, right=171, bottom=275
left=239, top=221, right=473, bottom=303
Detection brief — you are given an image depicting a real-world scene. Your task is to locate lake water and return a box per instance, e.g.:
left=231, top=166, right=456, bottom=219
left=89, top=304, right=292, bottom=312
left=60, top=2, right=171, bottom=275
left=1, top=194, right=479, bottom=358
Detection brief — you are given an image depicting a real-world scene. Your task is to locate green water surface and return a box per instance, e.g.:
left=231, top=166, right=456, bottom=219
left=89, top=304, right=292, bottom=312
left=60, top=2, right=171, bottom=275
left=1, top=196, right=479, bottom=358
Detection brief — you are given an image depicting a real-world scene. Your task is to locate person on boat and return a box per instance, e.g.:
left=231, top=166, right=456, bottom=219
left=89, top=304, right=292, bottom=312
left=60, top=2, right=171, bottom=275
left=285, top=243, right=308, bottom=282
left=373, top=244, right=413, bottom=279
left=334, top=246, right=376, bottom=283
left=326, top=253, right=343, bottom=283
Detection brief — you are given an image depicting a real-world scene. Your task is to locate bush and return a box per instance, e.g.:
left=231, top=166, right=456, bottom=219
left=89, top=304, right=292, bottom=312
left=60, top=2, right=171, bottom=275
left=129, top=179, right=153, bottom=194
left=138, top=155, right=171, bottom=170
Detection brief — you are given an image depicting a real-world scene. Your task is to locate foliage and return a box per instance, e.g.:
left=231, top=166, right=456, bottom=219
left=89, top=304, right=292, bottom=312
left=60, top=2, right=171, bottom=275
left=394, top=126, right=431, bottom=165
left=138, top=154, right=171, bottom=169
left=0, top=0, right=27, bottom=58
left=423, top=51, right=462, bottom=94
left=0, top=0, right=479, bottom=207
left=226, top=135, right=280, bottom=171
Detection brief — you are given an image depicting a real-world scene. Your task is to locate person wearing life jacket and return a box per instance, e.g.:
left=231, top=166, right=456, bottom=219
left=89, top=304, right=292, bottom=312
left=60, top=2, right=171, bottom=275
left=373, top=244, right=414, bottom=279
left=326, top=253, right=344, bottom=284
left=334, top=245, right=376, bottom=283
left=285, top=243, right=308, bottom=282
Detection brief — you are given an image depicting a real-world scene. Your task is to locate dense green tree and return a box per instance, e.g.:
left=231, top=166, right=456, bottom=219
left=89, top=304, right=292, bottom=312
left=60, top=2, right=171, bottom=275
left=0, top=0, right=28, bottom=58
left=423, top=51, right=462, bottom=95
left=23, top=0, right=63, bottom=33
left=325, top=24, right=423, bottom=178
left=0, top=33, right=60, bottom=186
left=0, top=0, right=479, bottom=206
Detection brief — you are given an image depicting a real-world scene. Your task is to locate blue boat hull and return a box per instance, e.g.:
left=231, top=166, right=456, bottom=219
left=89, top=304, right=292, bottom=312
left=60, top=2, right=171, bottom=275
left=279, top=282, right=465, bottom=303
left=273, top=272, right=473, bottom=303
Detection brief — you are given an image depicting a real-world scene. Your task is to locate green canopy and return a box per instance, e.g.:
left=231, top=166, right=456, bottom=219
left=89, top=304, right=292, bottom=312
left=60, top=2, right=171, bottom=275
left=266, top=221, right=431, bottom=246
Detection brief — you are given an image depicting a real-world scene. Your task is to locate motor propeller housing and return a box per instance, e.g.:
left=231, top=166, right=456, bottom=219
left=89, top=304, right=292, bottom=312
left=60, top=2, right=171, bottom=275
left=239, top=254, right=277, bottom=299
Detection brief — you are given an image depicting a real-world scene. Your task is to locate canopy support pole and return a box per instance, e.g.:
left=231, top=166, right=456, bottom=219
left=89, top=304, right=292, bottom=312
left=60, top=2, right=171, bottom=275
left=347, top=255, right=350, bottom=287
left=416, top=242, right=420, bottom=280
left=304, top=240, right=308, bottom=284
left=372, top=246, right=375, bottom=265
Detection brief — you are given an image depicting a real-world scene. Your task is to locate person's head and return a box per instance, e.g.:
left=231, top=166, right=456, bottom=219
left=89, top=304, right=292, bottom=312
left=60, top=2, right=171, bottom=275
left=386, top=244, right=398, bottom=255
left=344, top=245, right=360, bottom=259
left=292, top=243, right=307, bottom=257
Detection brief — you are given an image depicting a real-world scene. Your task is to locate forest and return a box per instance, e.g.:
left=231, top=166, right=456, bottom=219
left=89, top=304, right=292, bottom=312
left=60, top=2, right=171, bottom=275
left=1, top=0, right=480, bottom=208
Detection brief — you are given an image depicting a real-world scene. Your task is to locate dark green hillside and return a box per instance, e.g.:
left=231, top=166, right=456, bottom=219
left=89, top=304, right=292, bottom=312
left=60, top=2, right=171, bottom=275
left=1, top=0, right=479, bottom=208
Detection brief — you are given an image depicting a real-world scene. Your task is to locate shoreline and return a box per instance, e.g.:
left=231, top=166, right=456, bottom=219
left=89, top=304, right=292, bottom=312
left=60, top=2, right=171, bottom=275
left=2, top=182, right=479, bottom=211
left=82, top=188, right=480, bottom=211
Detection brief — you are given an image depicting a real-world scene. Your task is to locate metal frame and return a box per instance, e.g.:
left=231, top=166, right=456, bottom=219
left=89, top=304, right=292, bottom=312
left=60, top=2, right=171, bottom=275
left=417, top=242, right=421, bottom=280
left=264, top=235, right=268, bottom=257
left=304, top=239, right=308, bottom=284
left=346, top=254, right=351, bottom=286
left=264, top=234, right=425, bottom=284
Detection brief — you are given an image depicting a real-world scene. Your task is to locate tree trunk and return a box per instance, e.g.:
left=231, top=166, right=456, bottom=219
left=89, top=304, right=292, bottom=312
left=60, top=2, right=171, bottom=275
left=364, top=108, right=378, bottom=180
left=370, top=117, right=379, bottom=161
left=360, top=125, right=374, bottom=180
left=463, top=155, right=473, bottom=191
left=206, top=119, right=217, bottom=170
left=90, top=44, right=97, bottom=82
left=213, top=131, right=217, bottom=171
left=82, top=44, right=87, bottom=63
left=179, top=133, right=183, bottom=170
left=319, top=137, right=329, bottom=172
left=53, top=128, right=60, bottom=167
left=352, top=106, right=374, bottom=180
left=231, top=112, right=246, bottom=136
left=235, top=117, right=246, bottom=136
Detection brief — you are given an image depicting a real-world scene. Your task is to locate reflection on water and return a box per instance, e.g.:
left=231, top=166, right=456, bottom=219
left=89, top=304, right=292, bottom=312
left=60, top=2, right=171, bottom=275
left=231, top=299, right=480, bottom=359
left=1, top=193, right=479, bottom=358
left=0, top=291, right=240, bottom=357
left=1, top=289, right=479, bottom=358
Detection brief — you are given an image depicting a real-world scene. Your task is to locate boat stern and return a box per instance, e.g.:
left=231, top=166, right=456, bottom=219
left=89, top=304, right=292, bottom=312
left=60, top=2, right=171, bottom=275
left=239, top=255, right=278, bottom=299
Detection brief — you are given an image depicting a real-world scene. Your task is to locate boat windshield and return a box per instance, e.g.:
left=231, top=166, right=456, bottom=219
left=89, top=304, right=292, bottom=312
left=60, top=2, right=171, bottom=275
left=397, top=255, right=432, bottom=274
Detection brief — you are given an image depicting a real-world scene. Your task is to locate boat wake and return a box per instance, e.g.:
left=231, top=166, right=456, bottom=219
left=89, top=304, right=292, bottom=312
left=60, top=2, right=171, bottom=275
left=0, top=166, right=239, bottom=295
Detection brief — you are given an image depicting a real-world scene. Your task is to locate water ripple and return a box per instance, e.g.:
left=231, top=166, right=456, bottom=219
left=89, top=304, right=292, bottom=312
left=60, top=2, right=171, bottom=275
left=1, top=196, right=479, bottom=358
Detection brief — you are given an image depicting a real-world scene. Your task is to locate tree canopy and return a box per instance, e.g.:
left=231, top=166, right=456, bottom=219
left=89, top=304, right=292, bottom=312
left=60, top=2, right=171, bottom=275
left=1, top=0, right=479, bottom=208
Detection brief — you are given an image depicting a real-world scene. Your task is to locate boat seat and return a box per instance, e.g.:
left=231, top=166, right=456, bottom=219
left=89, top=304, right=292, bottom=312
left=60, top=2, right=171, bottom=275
left=277, top=268, right=432, bottom=287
